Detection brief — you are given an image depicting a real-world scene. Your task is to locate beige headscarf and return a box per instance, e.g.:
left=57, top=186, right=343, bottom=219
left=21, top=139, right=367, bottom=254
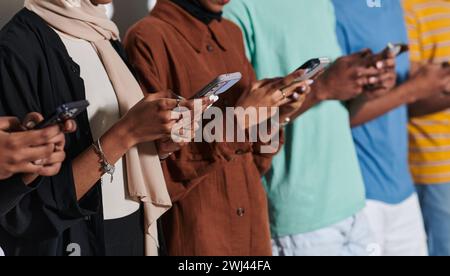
left=24, top=0, right=171, bottom=256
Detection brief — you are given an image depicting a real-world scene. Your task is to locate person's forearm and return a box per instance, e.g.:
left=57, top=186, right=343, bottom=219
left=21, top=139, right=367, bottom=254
left=349, top=83, right=414, bottom=127
left=72, top=121, right=133, bottom=200
left=409, top=94, right=450, bottom=118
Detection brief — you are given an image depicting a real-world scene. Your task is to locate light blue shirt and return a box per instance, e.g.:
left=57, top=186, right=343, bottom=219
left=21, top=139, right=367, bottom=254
left=333, top=0, right=415, bottom=204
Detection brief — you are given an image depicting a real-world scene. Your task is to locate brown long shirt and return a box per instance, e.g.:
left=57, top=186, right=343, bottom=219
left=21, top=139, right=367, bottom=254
left=125, top=0, right=277, bottom=256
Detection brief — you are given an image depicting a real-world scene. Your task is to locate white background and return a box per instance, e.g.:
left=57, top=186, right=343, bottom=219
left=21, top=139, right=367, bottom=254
left=0, top=0, right=158, bottom=38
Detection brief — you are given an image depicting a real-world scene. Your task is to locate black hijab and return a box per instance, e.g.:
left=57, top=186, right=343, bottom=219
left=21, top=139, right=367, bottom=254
left=171, top=0, right=222, bottom=24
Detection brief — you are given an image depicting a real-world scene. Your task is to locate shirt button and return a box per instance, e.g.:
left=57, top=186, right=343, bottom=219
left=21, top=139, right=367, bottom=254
left=206, top=45, right=214, bottom=52
left=237, top=208, right=245, bottom=217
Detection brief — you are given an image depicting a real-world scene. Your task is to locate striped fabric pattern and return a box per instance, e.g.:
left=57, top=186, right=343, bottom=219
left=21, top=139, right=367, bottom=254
left=403, top=0, right=450, bottom=184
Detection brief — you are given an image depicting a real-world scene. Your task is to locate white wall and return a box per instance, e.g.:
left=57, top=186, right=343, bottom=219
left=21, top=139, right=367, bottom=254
left=0, top=0, right=157, bottom=38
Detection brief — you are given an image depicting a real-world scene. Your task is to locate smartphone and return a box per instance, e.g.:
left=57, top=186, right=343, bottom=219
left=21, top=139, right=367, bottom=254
left=294, top=57, right=331, bottom=82
left=35, top=100, right=90, bottom=129
left=191, top=72, right=242, bottom=99
left=387, top=43, right=409, bottom=57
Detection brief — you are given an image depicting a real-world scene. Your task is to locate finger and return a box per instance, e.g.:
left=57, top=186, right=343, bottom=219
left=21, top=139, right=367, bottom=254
left=296, top=84, right=312, bottom=96
left=11, top=162, right=43, bottom=175
left=0, top=117, right=21, bottom=131
left=157, top=99, right=180, bottom=111
left=355, top=66, right=380, bottom=79
left=46, top=132, right=65, bottom=146
left=284, top=70, right=307, bottom=84
left=62, top=120, right=77, bottom=133
left=251, top=78, right=279, bottom=91
left=178, top=99, right=195, bottom=111
left=269, top=70, right=306, bottom=91
left=279, top=95, right=306, bottom=116
left=162, top=121, right=177, bottom=135
left=42, top=151, right=66, bottom=165
left=18, top=144, right=55, bottom=162
left=23, top=112, right=44, bottom=130
left=178, top=97, right=213, bottom=111
left=375, top=58, right=396, bottom=71
left=15, top=125, right=62, bottom=146
left=283, top=79, right=313, bottom=95
left=356, top=77, right=370, bottom=87
left=167, top=90, right=184, bottom=100
left=55, top=139, right=65, bottom=152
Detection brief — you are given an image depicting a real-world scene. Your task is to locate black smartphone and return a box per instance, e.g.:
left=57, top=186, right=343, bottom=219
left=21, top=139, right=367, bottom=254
left=295, top=57, right=331, bottom=82
left=35, top=100, right=90, bottom=129
left=281, top=57, right=331, bottom=94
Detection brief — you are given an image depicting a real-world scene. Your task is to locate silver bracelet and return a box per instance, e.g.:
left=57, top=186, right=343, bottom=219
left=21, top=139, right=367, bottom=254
left=93, top=139, right=115, bottom=183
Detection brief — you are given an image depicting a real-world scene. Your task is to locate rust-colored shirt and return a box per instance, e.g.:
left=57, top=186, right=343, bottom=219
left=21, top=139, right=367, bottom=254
left=125, top=0, right=275, bottom=256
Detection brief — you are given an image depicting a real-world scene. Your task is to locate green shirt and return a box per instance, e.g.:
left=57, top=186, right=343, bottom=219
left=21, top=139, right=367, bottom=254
left=224, top=0, right=366, bottom=237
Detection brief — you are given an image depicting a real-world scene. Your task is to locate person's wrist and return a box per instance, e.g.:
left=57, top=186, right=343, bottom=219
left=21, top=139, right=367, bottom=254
left=401, top=79, right=421, bottom=104
left=110, top=118, right=137, bottom=151
left=311, top=78, right=330, bottom=102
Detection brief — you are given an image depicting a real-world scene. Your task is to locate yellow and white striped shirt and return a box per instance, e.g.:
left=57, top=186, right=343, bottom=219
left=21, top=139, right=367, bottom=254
left=403, top=0, right=450, bottom=184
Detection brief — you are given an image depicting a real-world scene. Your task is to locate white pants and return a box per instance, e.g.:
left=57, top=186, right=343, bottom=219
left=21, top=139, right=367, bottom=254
left=272, top=211, right=376, bottom=256
left=363, top=194, right=428, bottom=256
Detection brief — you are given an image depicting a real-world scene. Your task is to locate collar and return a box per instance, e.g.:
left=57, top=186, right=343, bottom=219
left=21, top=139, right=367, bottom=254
left=171, top=0, right=222, bottom=24
left=151, top=0, right=230, bottom=53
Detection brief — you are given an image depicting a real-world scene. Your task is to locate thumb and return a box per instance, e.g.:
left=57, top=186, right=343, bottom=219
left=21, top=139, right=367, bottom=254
left=22, top=112, right=44, bottom=130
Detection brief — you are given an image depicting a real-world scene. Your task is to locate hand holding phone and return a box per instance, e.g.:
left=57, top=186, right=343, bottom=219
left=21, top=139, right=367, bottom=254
left=34, top=100, right=89, bottom=129
left=281, top=57, right=331, bottom=93
left=294, top=58, right=331, bottom=83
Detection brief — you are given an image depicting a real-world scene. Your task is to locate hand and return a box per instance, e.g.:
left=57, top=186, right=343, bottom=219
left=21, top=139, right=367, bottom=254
left=157, top=96, right=212, bottom=159
left=120, top=92, right=214, bottom=148
left=0, top=114, right=69, bottom=181
left=406, top=63, right=450, bottom=103
left=278, top=82, right=311, bottom=123
left=363, top=49, right=397, bottom=98
left=236, top=70, right=309, bottom=129
left=237, top=70, right=308, bottom=109
left=20, top=113, right=76, bottom=184
left=313, top=49, right=380, bottom=101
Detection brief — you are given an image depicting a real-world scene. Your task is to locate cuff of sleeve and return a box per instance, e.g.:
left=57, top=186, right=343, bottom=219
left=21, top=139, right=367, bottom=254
left=0, top=175, right=42, bottom=216
left=52, top=161, right=100, bottom=218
